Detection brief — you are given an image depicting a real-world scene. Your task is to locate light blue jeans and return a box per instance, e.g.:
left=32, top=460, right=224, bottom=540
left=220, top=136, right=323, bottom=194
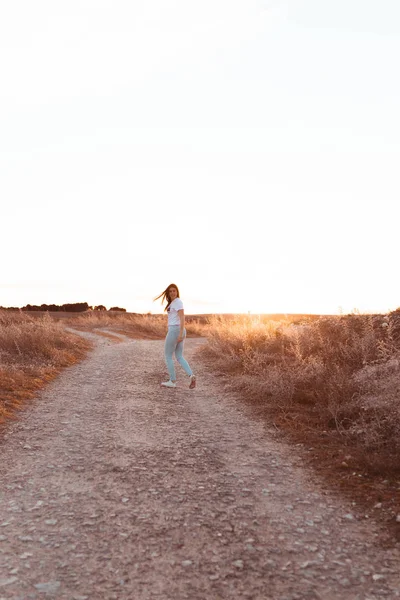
left=165, top=326, right=193, bottom=381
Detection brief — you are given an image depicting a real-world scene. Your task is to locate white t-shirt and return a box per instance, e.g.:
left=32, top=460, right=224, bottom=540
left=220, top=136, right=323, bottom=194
left=167, top=298, right=184, bottom=326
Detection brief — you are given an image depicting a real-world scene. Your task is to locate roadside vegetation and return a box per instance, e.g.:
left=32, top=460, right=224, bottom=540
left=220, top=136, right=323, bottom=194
left=69, top=310, right=205, bottom=339
left=0, top=311, right=90, bottom=423
left=201, top=311, right=400, bottom=478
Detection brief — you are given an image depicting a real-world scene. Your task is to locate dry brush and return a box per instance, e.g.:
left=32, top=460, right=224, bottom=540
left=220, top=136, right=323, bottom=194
left=201, top=312, right=400, bottom=474
left=0, top=311, right=90, bottom=422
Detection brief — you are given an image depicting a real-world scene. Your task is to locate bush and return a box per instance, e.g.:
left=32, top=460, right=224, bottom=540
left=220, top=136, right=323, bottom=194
left=0, top=310, right=90, bottom=422
left=201, top=313, right=400, bottom=473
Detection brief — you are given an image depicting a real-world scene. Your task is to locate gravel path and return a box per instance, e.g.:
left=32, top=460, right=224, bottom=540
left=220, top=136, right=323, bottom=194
left=0, top=333, right=399, bottom=600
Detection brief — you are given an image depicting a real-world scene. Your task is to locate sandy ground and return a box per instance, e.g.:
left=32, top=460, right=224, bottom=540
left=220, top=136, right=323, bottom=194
left=0, top=332, right=399, bottom=600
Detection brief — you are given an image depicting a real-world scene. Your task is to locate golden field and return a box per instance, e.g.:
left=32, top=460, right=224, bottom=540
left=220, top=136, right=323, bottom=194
left=198, top=311, right=400, bottom=533
left=0, top=311, right=91, bottom=422
left=201, top=313, right=400, bottom=472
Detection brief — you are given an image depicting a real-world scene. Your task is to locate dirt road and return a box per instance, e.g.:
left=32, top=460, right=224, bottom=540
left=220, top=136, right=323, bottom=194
left=0, top=333, right=399, bottom=599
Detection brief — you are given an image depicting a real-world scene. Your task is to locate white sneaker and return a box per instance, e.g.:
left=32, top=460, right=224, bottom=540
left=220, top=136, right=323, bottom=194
left=189, top=375, right=196, bottom=389
left=161, top=380, right=176, bottom=388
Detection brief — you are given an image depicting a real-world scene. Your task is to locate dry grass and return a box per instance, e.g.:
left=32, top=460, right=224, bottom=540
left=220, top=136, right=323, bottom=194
left=200, top=312, right=400, bottom=540
left=201, top=312, right=400, bottom=476
left=68, top=310, right=207, bottom=339
left=0, top=310, right=91, bottom=422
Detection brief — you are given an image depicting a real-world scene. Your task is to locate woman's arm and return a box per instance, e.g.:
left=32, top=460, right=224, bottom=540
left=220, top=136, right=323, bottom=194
left=177, top=309, right=185, bottom=342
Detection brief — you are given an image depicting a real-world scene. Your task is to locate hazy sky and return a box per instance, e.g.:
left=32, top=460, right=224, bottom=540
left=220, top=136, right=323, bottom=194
left=1, top=0, right=399, bottom=314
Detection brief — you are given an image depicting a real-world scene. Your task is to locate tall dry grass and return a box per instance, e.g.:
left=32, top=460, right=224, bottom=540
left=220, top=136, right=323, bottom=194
left=0, top=311, right=90, bottom=422
left=70, top=310, right=206, bottom=339
left=201, top=312, right=400, bottom=474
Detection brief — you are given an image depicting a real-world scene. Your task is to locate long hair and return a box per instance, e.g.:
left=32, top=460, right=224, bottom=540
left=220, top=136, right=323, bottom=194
left=154, top=283, right=180, bottom=312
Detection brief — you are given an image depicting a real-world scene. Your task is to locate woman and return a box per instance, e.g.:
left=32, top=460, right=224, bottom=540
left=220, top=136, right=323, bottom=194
left=154, top=283, right=196, bottom=389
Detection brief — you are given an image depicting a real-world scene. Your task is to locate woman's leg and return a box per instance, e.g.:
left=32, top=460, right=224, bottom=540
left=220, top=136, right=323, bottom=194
left=174, top=330, right=193, bottom=377
left=164, top=327, right=179, bottom=381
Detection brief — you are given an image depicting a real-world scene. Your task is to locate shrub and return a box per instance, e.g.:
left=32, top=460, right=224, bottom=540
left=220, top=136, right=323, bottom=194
left=201, top=313, right=400, bottom=473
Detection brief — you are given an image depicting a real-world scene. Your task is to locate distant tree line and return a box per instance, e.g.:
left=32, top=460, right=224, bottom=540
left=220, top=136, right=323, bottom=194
left=0, top=302, right=126, bottom=313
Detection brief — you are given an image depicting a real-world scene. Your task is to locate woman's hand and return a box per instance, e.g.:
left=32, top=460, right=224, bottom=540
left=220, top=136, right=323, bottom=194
left=177, top=309, right=185, bottom=343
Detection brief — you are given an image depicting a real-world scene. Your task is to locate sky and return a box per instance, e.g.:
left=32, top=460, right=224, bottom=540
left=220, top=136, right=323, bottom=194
left=1, top=0, right=399, bottom=315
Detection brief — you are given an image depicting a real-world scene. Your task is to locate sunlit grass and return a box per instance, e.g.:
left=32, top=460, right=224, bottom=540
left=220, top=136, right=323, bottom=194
left=0, top=311, right=91, bottom=422
left=70, top=310, right=206, bottom=339
left=201, top=312, right=400, bottom=475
